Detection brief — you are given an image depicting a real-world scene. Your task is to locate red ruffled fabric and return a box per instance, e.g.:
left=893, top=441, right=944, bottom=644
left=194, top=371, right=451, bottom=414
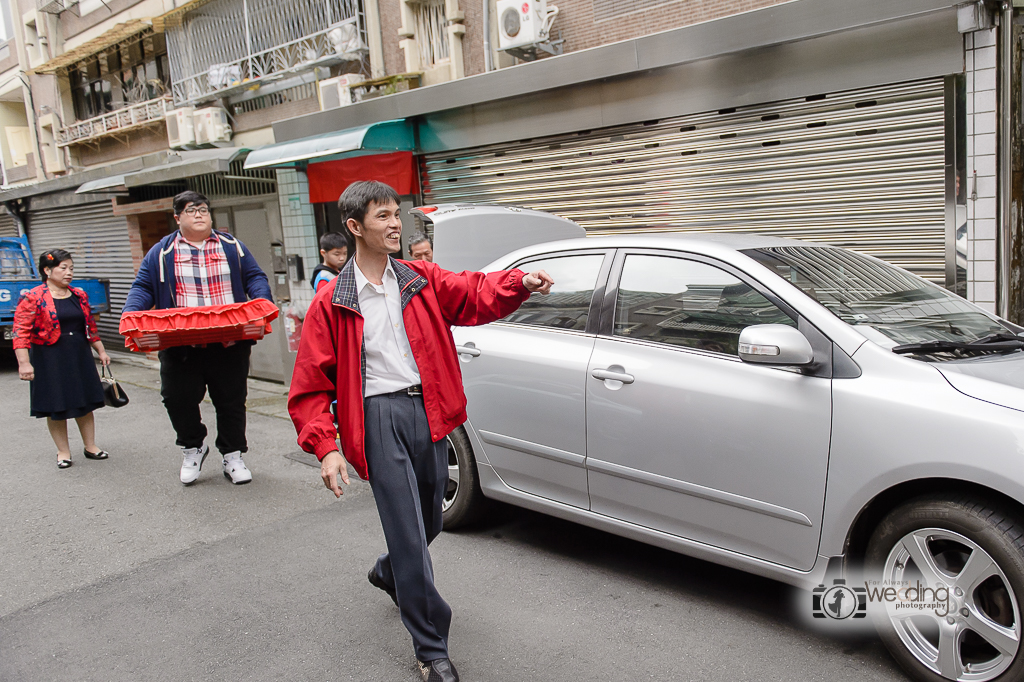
left=119, top=300, right=279, bottom=352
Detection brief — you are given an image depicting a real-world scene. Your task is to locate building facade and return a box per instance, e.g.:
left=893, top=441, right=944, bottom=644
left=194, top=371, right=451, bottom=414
left=0, top=0, right=1019, bottom=385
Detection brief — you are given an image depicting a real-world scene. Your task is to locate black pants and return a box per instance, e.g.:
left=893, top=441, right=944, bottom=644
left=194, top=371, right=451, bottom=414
left=159, top=343, right=251, bottom=455
left=364, top=391, right=451, bottom=662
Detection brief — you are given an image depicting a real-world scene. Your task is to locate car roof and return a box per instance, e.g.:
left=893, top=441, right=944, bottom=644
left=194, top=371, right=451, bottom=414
left=500, top=231, right=825, bottom=259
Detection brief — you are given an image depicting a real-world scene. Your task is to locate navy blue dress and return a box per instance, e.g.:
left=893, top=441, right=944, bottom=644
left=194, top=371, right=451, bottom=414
left=29, top=296, right=105, bottom=420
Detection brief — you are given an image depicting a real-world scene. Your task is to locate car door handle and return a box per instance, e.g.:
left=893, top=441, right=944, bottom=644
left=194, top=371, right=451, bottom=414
left=456, top=345, right=481, bottom=357
left=591, top=368, right=635, bottom=384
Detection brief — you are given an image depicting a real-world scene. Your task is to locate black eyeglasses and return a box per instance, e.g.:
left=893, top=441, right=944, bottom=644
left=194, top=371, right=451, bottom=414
left=183, top=206, right=210, bottom=216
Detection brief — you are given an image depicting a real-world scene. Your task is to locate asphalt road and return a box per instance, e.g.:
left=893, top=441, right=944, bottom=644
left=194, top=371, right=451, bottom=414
left=0, top=350, right=910, bottom=682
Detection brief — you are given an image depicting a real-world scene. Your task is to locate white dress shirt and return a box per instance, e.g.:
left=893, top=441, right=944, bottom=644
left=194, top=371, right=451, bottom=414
left=355, top=259, right=422, bottom=397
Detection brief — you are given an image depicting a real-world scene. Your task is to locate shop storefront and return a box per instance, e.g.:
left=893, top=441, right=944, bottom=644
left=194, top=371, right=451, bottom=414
left=264, top=1, right=988, bottom=309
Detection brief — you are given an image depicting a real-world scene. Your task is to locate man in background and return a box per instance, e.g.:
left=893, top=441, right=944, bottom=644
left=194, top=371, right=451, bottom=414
left=408, top=232, right=433, bottom=262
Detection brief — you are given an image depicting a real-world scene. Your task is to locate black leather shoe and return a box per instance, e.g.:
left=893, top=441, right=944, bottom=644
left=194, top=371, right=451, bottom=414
left=367, top=568, right=398, bottom=607
left=83, top=448, right=109, bottom=460
left=418, top=658, right=459, bottom=682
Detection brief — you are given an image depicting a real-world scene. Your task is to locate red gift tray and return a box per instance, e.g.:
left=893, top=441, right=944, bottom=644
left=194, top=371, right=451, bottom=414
left=119, top=300, right=279, bottom=352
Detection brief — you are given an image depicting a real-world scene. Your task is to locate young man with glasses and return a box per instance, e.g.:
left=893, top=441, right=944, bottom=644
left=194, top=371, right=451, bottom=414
left=123, top=190, right=272, bottom=486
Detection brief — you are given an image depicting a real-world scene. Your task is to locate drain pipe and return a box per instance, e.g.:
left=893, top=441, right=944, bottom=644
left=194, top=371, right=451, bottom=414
left=483, top=0, right=493, bottom=72
left=998, top=1, right=1013, bottom=319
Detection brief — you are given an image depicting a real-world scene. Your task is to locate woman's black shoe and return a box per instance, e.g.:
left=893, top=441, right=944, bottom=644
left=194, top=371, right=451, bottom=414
left=83, top=448, right=109, bottom=460
left=57, top=459, right=73, bottom=469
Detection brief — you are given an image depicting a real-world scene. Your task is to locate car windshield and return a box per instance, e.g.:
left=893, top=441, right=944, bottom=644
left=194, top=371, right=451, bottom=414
left=744, top=245, right=1010, bottom=349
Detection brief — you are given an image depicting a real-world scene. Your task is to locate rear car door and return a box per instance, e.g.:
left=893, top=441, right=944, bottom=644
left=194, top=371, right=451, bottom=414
left=585, top=250, right=832, bottom=570
left=453, top=249, right=612, bottom=509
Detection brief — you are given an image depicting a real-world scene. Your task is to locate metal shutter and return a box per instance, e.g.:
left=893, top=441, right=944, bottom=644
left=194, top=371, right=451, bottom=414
left=27, top=203, right=134, bottom=346
left=0, top=208, right=16, bottom=237
left=421, top=78, right=947, bottom=282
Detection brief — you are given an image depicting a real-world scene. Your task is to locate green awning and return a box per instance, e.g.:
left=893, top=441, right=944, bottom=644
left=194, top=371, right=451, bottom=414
left=243, top=119, right=415, bottom=169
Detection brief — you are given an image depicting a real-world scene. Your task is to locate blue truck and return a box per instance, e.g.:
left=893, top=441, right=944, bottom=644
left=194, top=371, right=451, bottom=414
left=1, top=235, right=110, bottom=348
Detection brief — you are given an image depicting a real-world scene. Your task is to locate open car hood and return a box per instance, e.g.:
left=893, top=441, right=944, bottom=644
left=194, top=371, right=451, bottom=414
left=411, top=204, right=585, bottom=273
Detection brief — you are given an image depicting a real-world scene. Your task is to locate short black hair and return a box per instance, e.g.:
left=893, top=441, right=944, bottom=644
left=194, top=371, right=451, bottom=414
left=38, top=248, right=72, bottom=281
left=173, top=190, right=210, bottom=216
left=337, top=181, right=401, bottom=228
left=408, top=231, right=431, bottom=248
left=319, top=231, right=349, bottom=252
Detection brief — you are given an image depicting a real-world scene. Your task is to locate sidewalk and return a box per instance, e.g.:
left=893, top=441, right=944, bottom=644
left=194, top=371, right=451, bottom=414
left=106, top=348, right=291, bottom=421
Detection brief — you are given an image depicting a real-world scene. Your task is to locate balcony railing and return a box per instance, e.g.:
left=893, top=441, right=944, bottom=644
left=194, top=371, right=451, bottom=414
left=165, top=0, right=366, bottom=106
left=58, top=96, right=172, bottom=147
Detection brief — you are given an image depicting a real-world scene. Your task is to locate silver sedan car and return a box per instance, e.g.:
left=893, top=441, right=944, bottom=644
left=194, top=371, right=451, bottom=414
left=418, top=205, right=1024, bottom=682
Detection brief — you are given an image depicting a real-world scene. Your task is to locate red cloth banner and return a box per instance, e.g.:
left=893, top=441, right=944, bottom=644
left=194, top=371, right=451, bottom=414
left=306, top=151, right=420, bottom=204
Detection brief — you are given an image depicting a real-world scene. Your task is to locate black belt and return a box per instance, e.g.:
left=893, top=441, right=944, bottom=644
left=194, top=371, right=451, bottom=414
left=384, top=384, right=422, bottom=396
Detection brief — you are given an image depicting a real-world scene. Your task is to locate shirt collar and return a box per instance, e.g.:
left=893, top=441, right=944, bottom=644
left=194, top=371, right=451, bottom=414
left=175, top=230, right=220, bottom=247
left=353, top=258, right=396, bottom=292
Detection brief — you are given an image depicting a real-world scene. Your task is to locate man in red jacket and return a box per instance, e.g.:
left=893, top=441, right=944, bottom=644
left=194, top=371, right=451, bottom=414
left=288, top=181, right=553, bottom=682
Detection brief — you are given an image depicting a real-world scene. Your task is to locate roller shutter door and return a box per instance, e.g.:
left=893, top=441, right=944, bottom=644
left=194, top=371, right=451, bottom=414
left=0, top=209, right=16, bottom=237
left=27, top=203, right=134, bottom=346
left=421, top=78, right=947, bottom=282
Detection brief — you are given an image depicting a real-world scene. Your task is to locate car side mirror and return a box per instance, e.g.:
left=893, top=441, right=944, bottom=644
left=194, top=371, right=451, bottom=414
left=738, top=324, right=814, bottom=366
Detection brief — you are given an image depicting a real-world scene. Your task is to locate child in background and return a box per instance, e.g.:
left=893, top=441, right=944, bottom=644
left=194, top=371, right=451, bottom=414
left=310, top=232, right=348, bottom=292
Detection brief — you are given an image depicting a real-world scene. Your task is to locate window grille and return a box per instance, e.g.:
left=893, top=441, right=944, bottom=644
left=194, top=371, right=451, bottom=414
left=411, top=0, right=449, bottom=68
left=165, top=0, right=366, bottom=106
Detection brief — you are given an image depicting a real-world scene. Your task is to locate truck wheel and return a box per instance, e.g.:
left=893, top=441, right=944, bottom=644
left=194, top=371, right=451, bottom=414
left=865, top=495, right=1024, bottom=682
left=441, top=426, right=486, bottom=530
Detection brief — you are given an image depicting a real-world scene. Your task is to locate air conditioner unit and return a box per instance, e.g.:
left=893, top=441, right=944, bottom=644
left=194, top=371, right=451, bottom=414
left=318, top=74, right=363, bottom=111
left=193, top=107, right=232, bottom=145
left=496, top=0, right=558, bottom=50
left=166, top=107, right=195, bottom=148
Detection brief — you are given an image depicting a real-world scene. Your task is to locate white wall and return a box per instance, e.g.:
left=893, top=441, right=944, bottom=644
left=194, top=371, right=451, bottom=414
left=964, top=28, right=997, bottom=313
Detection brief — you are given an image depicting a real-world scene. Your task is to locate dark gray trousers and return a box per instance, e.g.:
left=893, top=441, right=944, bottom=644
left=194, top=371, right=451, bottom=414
left=364, top=391, right=451, bottom=662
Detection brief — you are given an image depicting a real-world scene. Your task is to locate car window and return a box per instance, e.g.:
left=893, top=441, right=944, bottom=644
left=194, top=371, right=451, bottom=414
left=614, top=254, right=795, bottom=355
left=501, top=254, right=605, bottom=331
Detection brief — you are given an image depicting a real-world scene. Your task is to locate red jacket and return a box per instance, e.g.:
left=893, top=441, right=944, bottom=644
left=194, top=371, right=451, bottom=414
left=12, top=284, right=100, bottom=350
left=288, top=256, right=530, bottom=480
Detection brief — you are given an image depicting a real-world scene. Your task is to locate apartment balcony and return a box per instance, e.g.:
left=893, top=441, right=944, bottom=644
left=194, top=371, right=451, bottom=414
left=58, top=96, right=172, bottom=147
left=165, top=0, right=366, bottom=106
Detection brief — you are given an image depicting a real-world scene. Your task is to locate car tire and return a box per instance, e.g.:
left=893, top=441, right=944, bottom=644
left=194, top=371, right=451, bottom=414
left=441, top=426, right=486, bottom=530
left=865, top=495, right=1024, bottom=682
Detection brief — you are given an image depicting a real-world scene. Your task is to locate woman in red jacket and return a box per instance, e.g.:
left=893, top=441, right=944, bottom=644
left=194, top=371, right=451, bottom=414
left=14, top=249, right=112, bottom=469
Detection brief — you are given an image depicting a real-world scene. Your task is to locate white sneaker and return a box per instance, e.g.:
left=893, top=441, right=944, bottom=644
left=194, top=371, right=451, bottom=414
left=222, top=451, right=252, bottom=485
left=180, top=444, right=209, bottom=485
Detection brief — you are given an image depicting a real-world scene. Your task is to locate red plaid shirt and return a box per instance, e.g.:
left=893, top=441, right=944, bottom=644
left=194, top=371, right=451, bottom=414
left=173, top=232, right=233, bottom=307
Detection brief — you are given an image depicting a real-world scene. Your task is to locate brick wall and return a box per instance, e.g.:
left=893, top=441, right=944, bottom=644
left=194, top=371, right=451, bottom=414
left=550, top=0, right=789, bottom=55
left=378, top=0, right=408, bottom=76
left=232, top=97, right=321, bottom=134
left=965, top=28, right=998, bottom=312
left=463, top=0, right=485, bottom=76
left=376, top=0, right=787, bottom=77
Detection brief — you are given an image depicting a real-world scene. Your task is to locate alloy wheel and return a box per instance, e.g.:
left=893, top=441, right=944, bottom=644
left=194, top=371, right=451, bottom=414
left=879, top=527, right=1021, bottom=681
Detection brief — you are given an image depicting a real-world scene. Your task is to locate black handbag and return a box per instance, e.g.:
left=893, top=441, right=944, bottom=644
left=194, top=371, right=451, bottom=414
left=100, top=365, right=129, bottom=408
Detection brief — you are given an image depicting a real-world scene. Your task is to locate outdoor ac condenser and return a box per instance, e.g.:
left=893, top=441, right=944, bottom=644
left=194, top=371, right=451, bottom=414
left=496, top=0, right=558, bottom=50
left=166, top=107, right=195, bottom=148
left=318, top=74, right=363, bottom=111
left=193, top=107, right=232, bottom=146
